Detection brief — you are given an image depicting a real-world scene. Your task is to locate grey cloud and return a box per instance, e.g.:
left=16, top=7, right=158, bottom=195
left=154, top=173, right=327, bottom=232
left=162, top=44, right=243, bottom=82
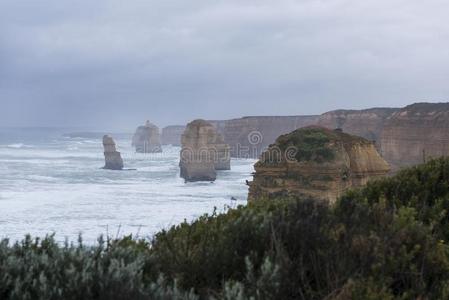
left=1, top=0, right=448, bottom=129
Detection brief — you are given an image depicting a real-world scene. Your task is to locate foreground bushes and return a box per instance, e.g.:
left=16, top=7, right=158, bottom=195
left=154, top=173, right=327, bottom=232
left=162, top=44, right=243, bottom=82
left=3, top=158, right=449, bottom=299
left=0, top=236, right=198, bottom=300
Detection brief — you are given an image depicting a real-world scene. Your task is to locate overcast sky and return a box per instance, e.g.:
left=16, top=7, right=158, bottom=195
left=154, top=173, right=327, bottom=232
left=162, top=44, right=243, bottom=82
left=1, top=0, right=448, bottom=129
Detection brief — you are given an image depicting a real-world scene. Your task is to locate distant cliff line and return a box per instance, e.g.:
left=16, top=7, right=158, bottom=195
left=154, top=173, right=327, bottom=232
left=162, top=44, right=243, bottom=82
left=162, top=106, right=399, bottom=155
left=162, top=102, right=449, bottom=171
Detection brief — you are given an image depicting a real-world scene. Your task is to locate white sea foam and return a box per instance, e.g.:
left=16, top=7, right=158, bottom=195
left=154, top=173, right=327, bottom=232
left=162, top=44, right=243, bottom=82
left=0, top=135, right=253, bottom=244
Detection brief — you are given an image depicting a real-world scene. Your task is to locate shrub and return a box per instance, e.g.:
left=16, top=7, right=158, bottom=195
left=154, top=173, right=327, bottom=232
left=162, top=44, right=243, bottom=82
left=3, top=158, right=449, bottom=299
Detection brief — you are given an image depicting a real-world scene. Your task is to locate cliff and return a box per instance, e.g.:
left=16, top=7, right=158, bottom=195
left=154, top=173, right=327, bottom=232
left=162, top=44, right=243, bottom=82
left=317, top=108, right=398, bottom=149
left=161, top=125, right=185, bottom=146
left=222, top=115, right=319, bottom=158
left=163, top=110, right=395, bottom=158
left=132, top=121, right=162, bottom=153
left=180, top=119, right=231, bottom=182
left=217, top=109, right=398, bottom=159
left=165, top=102, right=449, bottom=169
left=381, top=103, right=449, bottom=170
left=248, top=126, right=390, bottom=203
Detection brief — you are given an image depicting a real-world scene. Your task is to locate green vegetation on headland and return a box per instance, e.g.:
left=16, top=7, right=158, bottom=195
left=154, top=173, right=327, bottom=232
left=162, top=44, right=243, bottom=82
left=274, top=127, right=334, bottom=163
left=3, top=158, right=449, bottom=299
left=270, top=126, right=370, bottom=164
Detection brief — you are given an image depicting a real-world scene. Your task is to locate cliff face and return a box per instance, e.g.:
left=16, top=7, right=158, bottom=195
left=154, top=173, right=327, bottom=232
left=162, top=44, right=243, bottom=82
left=103, top=135, right=124, bottom=170
left=161, top=125, right=185, bottom=146
left=180, top=119, right=231, bottom=182
left=218, top=110, right=397, bottom=159
left=248, top=127, right=390, bottom=203
left=317, top=108, right=398, bottom=149
left=381, top=103, right=449, bottom=170
left=222, top=116, right=319, bottom=158
left=165, top=102, right=449, bottom=170
left=132, top=121, right=162, bottom=153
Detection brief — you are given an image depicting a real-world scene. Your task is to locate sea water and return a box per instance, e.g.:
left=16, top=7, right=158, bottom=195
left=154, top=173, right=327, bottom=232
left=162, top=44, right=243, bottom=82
left=0, top=128, right=255, bottom=243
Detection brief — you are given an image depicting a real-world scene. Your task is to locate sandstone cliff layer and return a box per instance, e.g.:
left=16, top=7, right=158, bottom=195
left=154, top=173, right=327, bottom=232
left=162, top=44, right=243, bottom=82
left=103, top=135, right=124, bottom=170
left=213, top=110, right=398, bottom=159
left=132, top=121, right=162, bottom=153
left=222, top=116, right=319, bottom=158
left=164, top=110, right=395, bottom=158
left=381, top=103, right=449, bottom=170
left=180, top=119, right=231, bottom=182
left=167, top=102, right=449, bottom=171
left=248, top=127, right=390, bottom=203
left=317, top=108, right=398, bottom=149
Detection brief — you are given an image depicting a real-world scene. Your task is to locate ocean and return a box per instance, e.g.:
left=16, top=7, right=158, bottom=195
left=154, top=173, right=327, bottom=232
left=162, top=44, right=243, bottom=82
left=0, top=128, right=255, bottom=243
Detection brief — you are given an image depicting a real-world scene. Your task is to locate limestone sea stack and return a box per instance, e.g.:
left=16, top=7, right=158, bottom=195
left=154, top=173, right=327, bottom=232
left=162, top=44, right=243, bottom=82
left=103, top=135, right=124, bottom=170
left=248, top=126, right=390, bottom=203
left=180, top=119, right=231, bottom=182
left=132, top=121, right=162, bottom=153
left=161, top=125, right=186, bottom=146
left=212, top=132, right=231, bottom=170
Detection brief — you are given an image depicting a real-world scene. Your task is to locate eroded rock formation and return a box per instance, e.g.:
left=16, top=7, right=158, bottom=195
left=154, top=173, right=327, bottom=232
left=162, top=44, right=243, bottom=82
left=212, top=131, right=231, bottom=171
left=180, top=119, right=230, bottom=182
left=381, top=103, right=449, bottom=170
left=248, top=127, right=390, bottom=203
left=161, top=125, right=186, bottom=146
left=132, top=121, right=162, bottom=153
left=103, top=135, right=124, bottom=170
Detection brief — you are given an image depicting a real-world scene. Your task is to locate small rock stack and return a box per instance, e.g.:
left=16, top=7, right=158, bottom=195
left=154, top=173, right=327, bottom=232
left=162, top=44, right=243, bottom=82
left=132, top=121, right=162, bottom=153
left=103, top=135, right=124, bottom=170
left=180, top=119, right=231, bottom=182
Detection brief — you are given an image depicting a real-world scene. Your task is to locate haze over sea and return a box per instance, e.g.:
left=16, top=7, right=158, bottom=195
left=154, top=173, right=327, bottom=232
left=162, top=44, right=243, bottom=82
left=0, top=127, right=254, bottom=243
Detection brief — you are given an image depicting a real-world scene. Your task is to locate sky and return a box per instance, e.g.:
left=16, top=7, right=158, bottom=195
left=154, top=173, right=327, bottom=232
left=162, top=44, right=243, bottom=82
left=1, top=0, right=449, bottom=130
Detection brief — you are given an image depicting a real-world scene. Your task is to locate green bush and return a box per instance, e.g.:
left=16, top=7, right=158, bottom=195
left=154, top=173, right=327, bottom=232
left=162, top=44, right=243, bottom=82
left=276, top=127, right=336, bottom=163
left=0, top=236, right=197, bottom=300
left=3, top=158, right=449, bottom=299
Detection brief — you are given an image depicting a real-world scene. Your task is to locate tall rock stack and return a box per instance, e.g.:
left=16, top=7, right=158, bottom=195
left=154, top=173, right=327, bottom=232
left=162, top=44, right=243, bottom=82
left=132, top=121, right=162, bottom=153
left=161, top=125, right=186, bottom=146
left=381, top=103, right=449, bottom=170
left=248, top=127, right=390, bottom=203
left=180, top=119, right=231, bottom=182
left=212, top=133, right=231, bottom=170
left=103, top=135, right=124, bottom=170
